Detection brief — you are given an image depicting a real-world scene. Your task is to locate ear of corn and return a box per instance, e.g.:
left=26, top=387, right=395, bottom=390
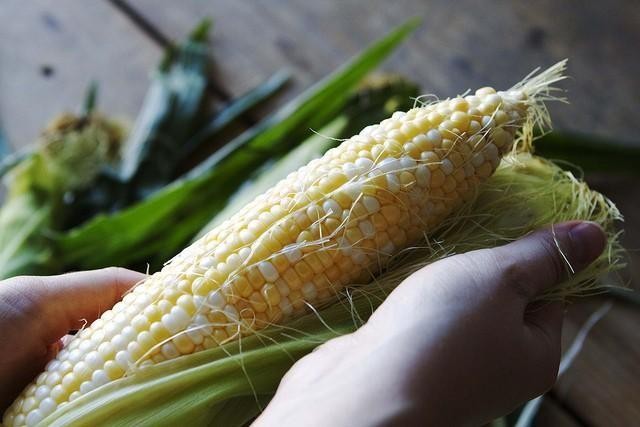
left=4, top=61, right=568, bottom=427
left=35, top=153, right=623, bottom=427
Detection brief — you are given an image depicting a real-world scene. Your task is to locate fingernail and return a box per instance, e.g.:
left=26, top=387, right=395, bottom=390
left=566, top=221, right=607, bottom=268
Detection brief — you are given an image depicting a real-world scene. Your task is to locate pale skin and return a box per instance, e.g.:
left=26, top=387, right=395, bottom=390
left=0, top=221, right=606, bottom=425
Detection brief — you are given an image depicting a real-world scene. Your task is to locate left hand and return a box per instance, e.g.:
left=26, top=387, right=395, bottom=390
left=0, top=267, right=144, bottom=411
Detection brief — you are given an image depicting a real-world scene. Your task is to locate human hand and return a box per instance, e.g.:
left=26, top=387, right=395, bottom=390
left=255, top=221, right=607, bottom=426
left=0, top=268, right=144, bottom=411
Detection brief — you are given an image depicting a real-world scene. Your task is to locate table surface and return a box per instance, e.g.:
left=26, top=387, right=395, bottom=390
left=2, top=1, right=639, bottom=425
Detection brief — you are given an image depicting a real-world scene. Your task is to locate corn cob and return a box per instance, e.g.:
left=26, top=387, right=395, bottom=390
left=4, top=61, right=565, bottom=427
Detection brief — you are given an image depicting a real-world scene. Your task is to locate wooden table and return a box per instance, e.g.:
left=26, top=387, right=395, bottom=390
left=2, top=1, right=639, bottom=425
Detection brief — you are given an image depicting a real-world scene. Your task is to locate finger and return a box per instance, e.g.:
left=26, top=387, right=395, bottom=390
left=10, top=267, right=145, bottom=344
left=491, top=221, right=606, bottom=301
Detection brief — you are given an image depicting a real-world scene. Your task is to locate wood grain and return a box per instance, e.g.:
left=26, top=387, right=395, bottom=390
left=534, top=398, right=583, bottom=427
left=123, top=0, right=640, bottom=143
left=0, top=0, right=161, bottom=149
left=554, top=298, right=640, bottom=426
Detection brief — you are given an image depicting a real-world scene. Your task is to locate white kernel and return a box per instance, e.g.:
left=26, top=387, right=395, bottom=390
left=187, top=329, right=204, bottom=345
left=416, top=165, right=431, bottom=187
left=162, top=306, right=191, bottom=334
left=121, top=326, right=137, bottom=342
left=301, top=282, right=318, bottom=300
left=358, top=220, right=375, bottom=238
left=279, top=297, right=293, bottom=316
left=68, top=391, right=81, bottom=402
left=111, top=334, right=127, bottom=351
left=275, top=280, right=291, bottom=297
left=161, top=342, right=180, bottom=360
left=363, top=196, right=380, bottom=214
left=45, top=359, right=61, bottom=372
left=468, top=120, right=482, bottom=134
left=79, top=380, right=96, bottom=395
left=198, top=256, right=216, bottom=269
left=213, top=243, right=230, bottom=260
left=441, top=159, right=454, bottom=175
left=355, top=157, right=374, bottom=173
left=342, top=162, right=358, bottom=179
left=34, top=385, right=50, bottom=401
left=115, top=350, right=132, bottom=369
left=39, top=397, right=57, bottom=416
left=258, top=261, right=279, bottom=282
left=322, top=199, right=342, bottom=217
left=283, top=245, right=302, bottom=263
left=67, top=349, right=83, bottom=364
left=381, top=242, right=395, bottom=255
left=91, top=370, right=110, bottom=387
left=226, top=253, right=241, bottom=270
left=399, top=156, right=417, bottom=170
left=376, top=157, right=400, bottom=173
left=85, top=351, right=104, bottom=370
left=238, top=247, right=252, bottom=262
left=207, top=290, right=225, bottom=308
left=342, top=182, right=363, bottom=201
left=223, top=305, right=239, bottom=322
left=352, top=249, right=368, bottom=265
left=25, top=409, right=44, bottom=427
left=481, top=116, right=495, bottom=128
left=425, top=129, right=442, bottom=145
left=386, top=174, right=401, bottom=193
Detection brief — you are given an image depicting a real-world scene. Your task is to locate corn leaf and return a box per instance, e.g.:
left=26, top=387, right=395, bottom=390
left=59, top=19, right=420, bottom=270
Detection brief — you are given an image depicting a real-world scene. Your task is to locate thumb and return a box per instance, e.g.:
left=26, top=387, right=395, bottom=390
left=5, top=267, right=145, bottom=345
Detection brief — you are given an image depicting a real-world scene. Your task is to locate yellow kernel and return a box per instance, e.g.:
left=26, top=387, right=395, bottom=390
left=262, top=284, right=281, bottom=306
left=173, top=334, right=196, bottom=355
left=282, top=268, right=302, bottom=289
left=371, top=213, right=388, bottom=231
left=384, top=139, right=403, bottom=156
left=249, top=292, right=267, bottom=313
left=430, top=170, right=446, bottom=188
left=104, top=361, right=124, bottom=380
left=247, top=267, right=265, bottom=290
left=443, top=176, right=457, bottom=193
left=271, top=254, right=289, bottom=273
left=150, top=322, right=171, bottom=342
left=294, top=261, right=314, bottom=282
left=304, top=253, right=324, bottom=274
left=316, top=251, right=333, bottom=268
left=403, top=142, right=421, bottom=158
left=400, top=122, right=419, bottom=138
left=450, top=98, right=469, bottom=111
left=234, top=276, right=254, bottom=299
left=381, top=205, right=402, bottom=224
left=325, top=265, right=342, bottom=282
left=427, top=111, right=443, bottom=125
left=399, top=171, right=416, bottom=187
left=477, top=162, right=494, bottom=178
left=345, top=228, right=364, bottom=245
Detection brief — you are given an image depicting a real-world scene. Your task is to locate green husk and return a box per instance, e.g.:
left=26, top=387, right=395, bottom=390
left=41, top=153, right=624, bottom=427
left=0, top=114, right=122, bottom=279
left=58, top=20, right=420, bottom=270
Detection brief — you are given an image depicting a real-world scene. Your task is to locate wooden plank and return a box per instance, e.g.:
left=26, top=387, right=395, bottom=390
left=533, top=398, right=583, bottom=427
left=123, top=0, right=640, bottom=142
left=555, top=298, right=640, bottom=426
left=0, top=0, right=162, bottom=150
